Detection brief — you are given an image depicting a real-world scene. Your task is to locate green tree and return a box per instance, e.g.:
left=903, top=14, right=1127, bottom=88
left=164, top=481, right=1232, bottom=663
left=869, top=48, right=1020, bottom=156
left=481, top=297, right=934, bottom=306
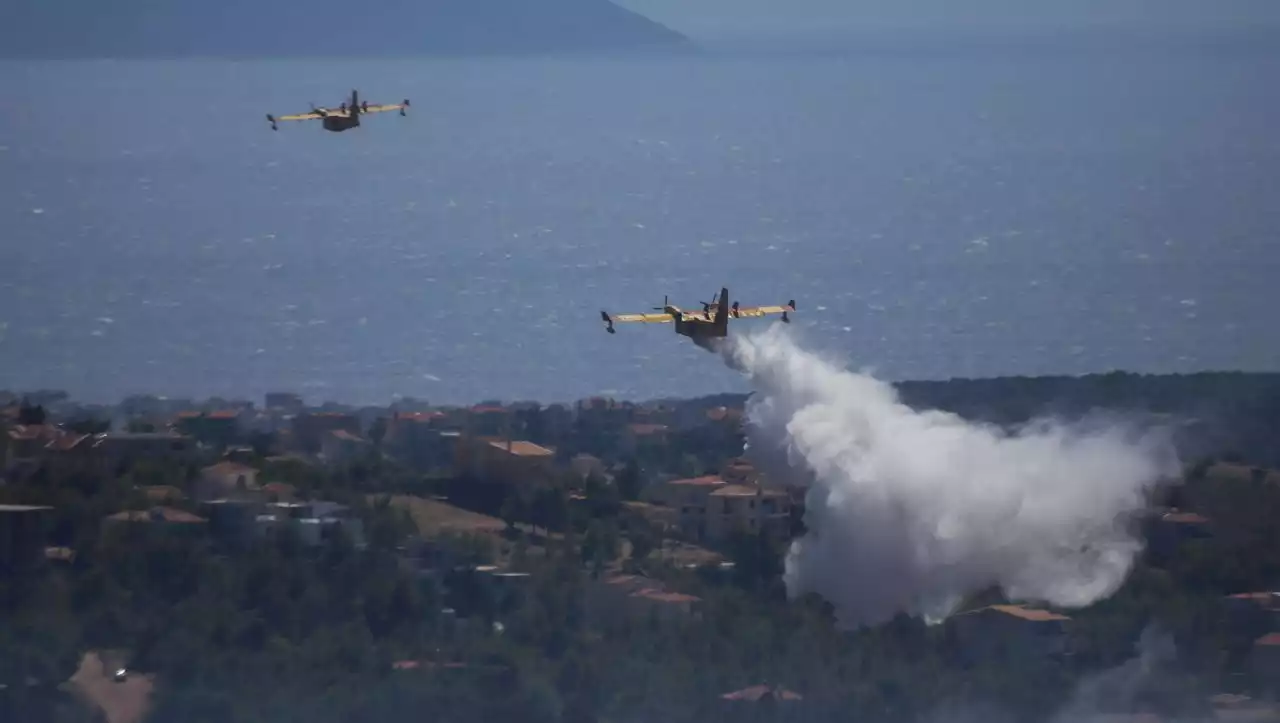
left=617, top=460, right=643, bottom=501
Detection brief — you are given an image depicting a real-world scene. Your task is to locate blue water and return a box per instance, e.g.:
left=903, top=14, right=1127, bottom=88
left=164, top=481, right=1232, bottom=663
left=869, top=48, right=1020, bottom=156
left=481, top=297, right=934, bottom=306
left=2, top=44, right=1279, bottom=406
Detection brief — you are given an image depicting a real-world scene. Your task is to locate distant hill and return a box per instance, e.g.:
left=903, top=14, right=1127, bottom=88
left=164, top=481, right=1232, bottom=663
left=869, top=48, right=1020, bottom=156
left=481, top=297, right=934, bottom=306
left=2, top=0, right=691, bottom=58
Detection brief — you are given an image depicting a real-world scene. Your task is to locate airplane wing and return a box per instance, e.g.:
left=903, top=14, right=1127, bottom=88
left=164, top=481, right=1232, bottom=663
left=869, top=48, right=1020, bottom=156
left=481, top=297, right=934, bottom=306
left=734, top=302, right=795, bottom=318
left=610, top=312, right=674, bottom=324
left=361, top=102, right=409, bottom=115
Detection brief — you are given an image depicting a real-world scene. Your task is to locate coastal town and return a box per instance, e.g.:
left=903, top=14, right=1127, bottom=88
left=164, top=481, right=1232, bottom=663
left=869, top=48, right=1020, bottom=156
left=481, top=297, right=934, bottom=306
left=2, top=383, right=1279, bottom=723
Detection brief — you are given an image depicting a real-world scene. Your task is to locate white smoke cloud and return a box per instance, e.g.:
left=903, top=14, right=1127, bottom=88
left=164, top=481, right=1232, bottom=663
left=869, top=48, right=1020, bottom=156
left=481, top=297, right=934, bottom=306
left=719, top=325, right=1180, bottom=629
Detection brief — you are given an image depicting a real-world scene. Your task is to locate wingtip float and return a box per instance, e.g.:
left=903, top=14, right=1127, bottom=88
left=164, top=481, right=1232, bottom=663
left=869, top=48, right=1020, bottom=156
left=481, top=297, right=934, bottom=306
left=601, top=286, right=795, bottom=343
left=267, top=89, right=410, bottom=132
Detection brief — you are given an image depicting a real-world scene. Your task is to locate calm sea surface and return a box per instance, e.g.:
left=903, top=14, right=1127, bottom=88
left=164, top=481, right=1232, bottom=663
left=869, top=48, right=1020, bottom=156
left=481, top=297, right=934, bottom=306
left=2, top=43, right=1278, bottom=405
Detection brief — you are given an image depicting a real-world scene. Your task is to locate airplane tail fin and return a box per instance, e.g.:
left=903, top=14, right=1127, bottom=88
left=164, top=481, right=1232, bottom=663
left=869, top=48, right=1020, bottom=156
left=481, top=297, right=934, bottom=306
left=714, top=287, right=729, bottom=326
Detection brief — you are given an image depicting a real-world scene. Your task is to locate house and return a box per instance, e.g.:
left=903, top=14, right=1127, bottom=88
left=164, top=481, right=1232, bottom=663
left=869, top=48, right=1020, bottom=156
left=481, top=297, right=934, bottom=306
left=1145, top=508, right=1212, bottom=562
left=194, top=461, right=260, bottom=502
left=258, top=501, right=364, bottom=547
left=103, top=507, right=208, bottom=537
left=720, top=458, right=758, bottom=484
left=0, top=504, right=53, bottom=572
left=705, top=484, right=792, bottom=541
left=290, top=412, right=360, bottom=454
left=43, top=432, right=97, bottom=478
left=949, top=604, right=1073, bottom=663
left=141, top=485, right=186, bottom=504
left=586, top=572, right=701, bottom=627
left=5, top=424, right=64, bottom=464
left=629, top=588, right=702, bottom=623
left=172, top=410, right=243, bottom=448
left=320, top=429, right=371, bottom=465
left=454, top=437, right=556, bottom=487
left=642, top=475, right=726, bottom=540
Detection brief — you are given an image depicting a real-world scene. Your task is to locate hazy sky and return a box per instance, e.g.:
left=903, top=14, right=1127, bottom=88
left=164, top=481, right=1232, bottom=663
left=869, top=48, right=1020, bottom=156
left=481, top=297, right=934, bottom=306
left=617, top=0, right=1280, bottom=38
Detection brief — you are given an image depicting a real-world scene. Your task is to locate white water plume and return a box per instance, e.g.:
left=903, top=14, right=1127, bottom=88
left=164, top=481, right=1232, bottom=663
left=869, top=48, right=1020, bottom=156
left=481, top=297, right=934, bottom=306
left=718, top=326, right=1180, bottom=629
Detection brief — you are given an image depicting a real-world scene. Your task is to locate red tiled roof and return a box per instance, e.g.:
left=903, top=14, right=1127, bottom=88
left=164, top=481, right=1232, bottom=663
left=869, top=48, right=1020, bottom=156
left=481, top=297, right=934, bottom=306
left=329, top=429, right=367, bottom=443
left=487, top=440, right=553, bottom=457
left=8, top=424, right=62, bottom=441
left=1256, top=633, right=1280, bottom=647
left=1162, top=510, right=1210, bottom=524
left=207, top=410, right=240, bottom=420
left=142, top=485, right=185, bottom=501
left=669, top=475, right=725, bottom=487
left=964, top=604, right=1071, bottom=622
left=471, top=405, right=508, bottom=414
left=107, top=507, right=207, bottom=524
left=1228, top=592, right=1280, bottom=604
left=44, top=433, right=89, bottom=452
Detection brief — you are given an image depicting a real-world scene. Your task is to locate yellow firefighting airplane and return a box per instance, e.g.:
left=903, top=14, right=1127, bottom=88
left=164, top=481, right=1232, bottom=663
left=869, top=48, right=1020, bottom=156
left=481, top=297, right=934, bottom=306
left=601, top=287, right=795, bottom=342
left=266, top=90, right=410, bottom=132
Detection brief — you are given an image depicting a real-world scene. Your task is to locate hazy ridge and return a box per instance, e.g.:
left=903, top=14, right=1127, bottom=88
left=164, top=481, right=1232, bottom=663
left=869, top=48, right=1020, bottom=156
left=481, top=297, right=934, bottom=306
left=1, top=0, right=691, bottom=58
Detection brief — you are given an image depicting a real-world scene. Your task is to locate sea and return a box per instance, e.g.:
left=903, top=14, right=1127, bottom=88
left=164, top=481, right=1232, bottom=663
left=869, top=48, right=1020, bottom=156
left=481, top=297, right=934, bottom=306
left=2, top=34, right=1279, bottom=407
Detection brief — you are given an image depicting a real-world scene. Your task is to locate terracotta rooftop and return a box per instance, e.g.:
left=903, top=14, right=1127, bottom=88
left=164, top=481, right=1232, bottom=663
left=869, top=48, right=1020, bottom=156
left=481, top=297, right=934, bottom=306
left=1227, top=592, right=1280, bottom=606
left=329, top=429, right=367, bottom=443
left=971, top=604, right=1071, bottom=622
left=669, top=475, right=725, bottom=487
left=142, top=485, right=185, bottom=502
left=471, top=405, right=508, bottom=414
left=1162, top=510, right=1210, bottom=524
left=8, top=424, right=62, bottom=441
left=203, top=461, right=256, bottom=475
left=487, top=440, right=554, bottom=457
left=107, top=507, right=207, bottom=524
left=1256, top=633, right=1280, bottom=647
left=45, top=433, right=89, bottom=452
left=631, top=589, right=701, bottom=604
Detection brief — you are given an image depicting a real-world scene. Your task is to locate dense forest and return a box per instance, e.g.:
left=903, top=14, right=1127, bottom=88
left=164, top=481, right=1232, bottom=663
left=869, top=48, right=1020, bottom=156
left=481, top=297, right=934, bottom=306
left=2, top=372, right=1279, bottom=723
